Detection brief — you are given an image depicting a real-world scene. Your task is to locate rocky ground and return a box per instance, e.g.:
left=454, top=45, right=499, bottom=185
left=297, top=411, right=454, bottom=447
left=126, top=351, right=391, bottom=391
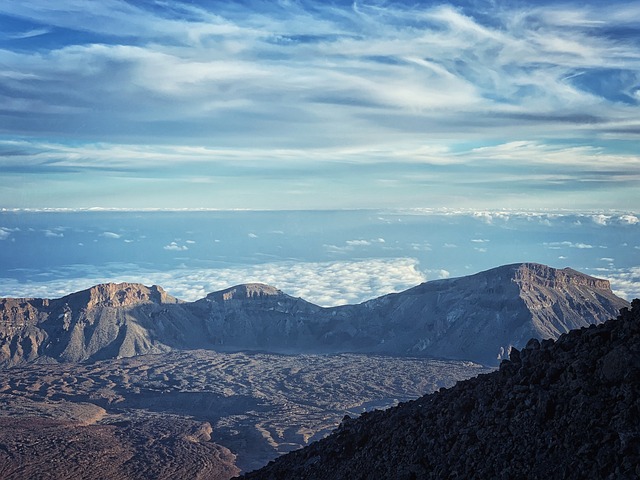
left=0, top=351, right=489, bottom=477
left=0, top=416, right=238, bottom=480
left=241, top=300, right=640, bottom=479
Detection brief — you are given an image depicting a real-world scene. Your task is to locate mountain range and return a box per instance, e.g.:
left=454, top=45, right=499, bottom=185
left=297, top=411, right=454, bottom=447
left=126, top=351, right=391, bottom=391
left=0, top=263, right=628, bottom=366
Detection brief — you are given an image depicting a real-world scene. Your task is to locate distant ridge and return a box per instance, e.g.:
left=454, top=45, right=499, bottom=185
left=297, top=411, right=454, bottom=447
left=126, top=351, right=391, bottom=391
left=0, top=264, right=629, bottom=366
left=207, top=283, right=286, bottom=302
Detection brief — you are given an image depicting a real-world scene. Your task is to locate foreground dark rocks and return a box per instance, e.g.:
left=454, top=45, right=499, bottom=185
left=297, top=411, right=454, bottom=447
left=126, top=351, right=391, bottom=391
left=241, top=299, right=640, bottom=480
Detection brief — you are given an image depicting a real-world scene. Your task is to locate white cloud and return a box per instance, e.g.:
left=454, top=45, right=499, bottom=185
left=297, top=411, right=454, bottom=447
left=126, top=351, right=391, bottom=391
left=427, top=269, right=450, bottom=279
left=44, top=229, right=64, bottom=238
left=619, top=215, right=639, bottom=225
left=471, top=212, right=512, bottom=224
left=346, top=240, right=371, bottom=246
left=410, top=242, right=432, bottom=252
left=471, top=239, right=490, bottom=243
left=468, top=142, right=640, bottom=171
left=605, top=266, right=640, bottom=301
left=544, top=241, right=594, bottom=249
left=327, top=238, right=388, bottom=253
left=0, top=228, right=11, bottom=240
left=100, top=231, right=121, bottom=239
left=163, top=241, right=188, bottom=251
left=248, top=233, right=258, bottom=239
left=591, top=214, right=610, bottom=226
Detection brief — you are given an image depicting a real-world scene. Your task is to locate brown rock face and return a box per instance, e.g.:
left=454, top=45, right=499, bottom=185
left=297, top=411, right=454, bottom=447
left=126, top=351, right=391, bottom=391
left=208, top=283, right=285, bottom=302
left=512, top=263, right=612, bottom=291
left=72, top=283, right=180, bottom=309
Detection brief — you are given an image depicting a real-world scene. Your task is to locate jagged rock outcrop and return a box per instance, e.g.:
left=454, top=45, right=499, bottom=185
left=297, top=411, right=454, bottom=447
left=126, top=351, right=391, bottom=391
left=240, top=300, right=640, bottom=480
left=77, top=282, right=181, bottom=309
left=0, top=264, right=630, bottom=366
left=208, top=283, right=285, bottom=302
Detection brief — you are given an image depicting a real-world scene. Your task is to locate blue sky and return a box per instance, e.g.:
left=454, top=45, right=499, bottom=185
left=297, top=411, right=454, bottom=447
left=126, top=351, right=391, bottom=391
left=1, top=0, right=639, bottom=210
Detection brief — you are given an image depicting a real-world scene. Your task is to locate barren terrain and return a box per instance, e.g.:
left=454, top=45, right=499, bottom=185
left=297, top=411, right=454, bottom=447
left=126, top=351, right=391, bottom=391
left=0, top=351, right=490, bottom=476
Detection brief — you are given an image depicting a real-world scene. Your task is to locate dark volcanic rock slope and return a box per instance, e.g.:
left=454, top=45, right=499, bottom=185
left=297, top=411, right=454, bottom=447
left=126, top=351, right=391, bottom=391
left=241, top=300, right=640, bottom=480
left=0, top=264, right=629, bottom=366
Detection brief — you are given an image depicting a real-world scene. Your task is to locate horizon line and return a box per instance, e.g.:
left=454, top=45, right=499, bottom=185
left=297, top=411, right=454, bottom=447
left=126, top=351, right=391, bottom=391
left=2, top=207, right=639, bottom=215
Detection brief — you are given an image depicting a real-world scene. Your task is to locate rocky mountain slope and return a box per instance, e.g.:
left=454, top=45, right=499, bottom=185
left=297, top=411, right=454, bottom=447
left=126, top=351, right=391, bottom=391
left=0, top=283, right=191, bottom=365
left=348, top=263, right=628, bottom=363
left=0, top=264, right=628, bottom=366
left=240, top=299, right=640, bottom=480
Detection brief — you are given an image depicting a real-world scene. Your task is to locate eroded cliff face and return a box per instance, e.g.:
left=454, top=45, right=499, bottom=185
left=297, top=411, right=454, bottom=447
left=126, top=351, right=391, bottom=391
left=0, top=283, right=182, bottom=366
left=74, top=283, right=180, bottom=309
left=512, top=263, right=611, bottom=291
left=512, top=263, right=625, bottom=343
left=0, top=298, right=49, bottom=364
left=0, top=265, right=630, bottom=366
left=208, top=283, right=285, bottom=302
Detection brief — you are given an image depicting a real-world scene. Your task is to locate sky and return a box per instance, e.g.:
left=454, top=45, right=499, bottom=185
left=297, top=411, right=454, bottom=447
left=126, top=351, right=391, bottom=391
left=1, top=0, right=639, bottom=210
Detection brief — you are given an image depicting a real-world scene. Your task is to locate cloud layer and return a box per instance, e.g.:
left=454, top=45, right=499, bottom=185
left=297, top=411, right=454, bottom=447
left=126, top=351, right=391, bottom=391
left=0, top=208, right=637, bottom=303
left=0, top=258, right=426, bottom=307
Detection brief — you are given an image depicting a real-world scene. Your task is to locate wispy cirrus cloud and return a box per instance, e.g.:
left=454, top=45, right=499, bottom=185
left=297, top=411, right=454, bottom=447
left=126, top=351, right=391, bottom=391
left=2, top=1, right=639, bottom=139
left=0, top=1, right=639, bottom=210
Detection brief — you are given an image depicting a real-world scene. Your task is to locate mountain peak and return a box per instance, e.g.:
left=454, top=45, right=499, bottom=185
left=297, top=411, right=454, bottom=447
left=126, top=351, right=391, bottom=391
left=207, top=283, right=285, bottom=302
left=64, top=282, right=179, bottom=308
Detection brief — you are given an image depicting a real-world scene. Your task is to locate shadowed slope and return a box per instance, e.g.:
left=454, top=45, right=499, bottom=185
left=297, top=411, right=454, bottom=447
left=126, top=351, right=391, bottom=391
left=241, top=299, right=640, bottom=480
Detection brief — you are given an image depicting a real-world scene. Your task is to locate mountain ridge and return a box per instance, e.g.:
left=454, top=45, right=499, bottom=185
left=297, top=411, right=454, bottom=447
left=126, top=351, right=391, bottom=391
left=0, top=263, right=629, bottom=366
